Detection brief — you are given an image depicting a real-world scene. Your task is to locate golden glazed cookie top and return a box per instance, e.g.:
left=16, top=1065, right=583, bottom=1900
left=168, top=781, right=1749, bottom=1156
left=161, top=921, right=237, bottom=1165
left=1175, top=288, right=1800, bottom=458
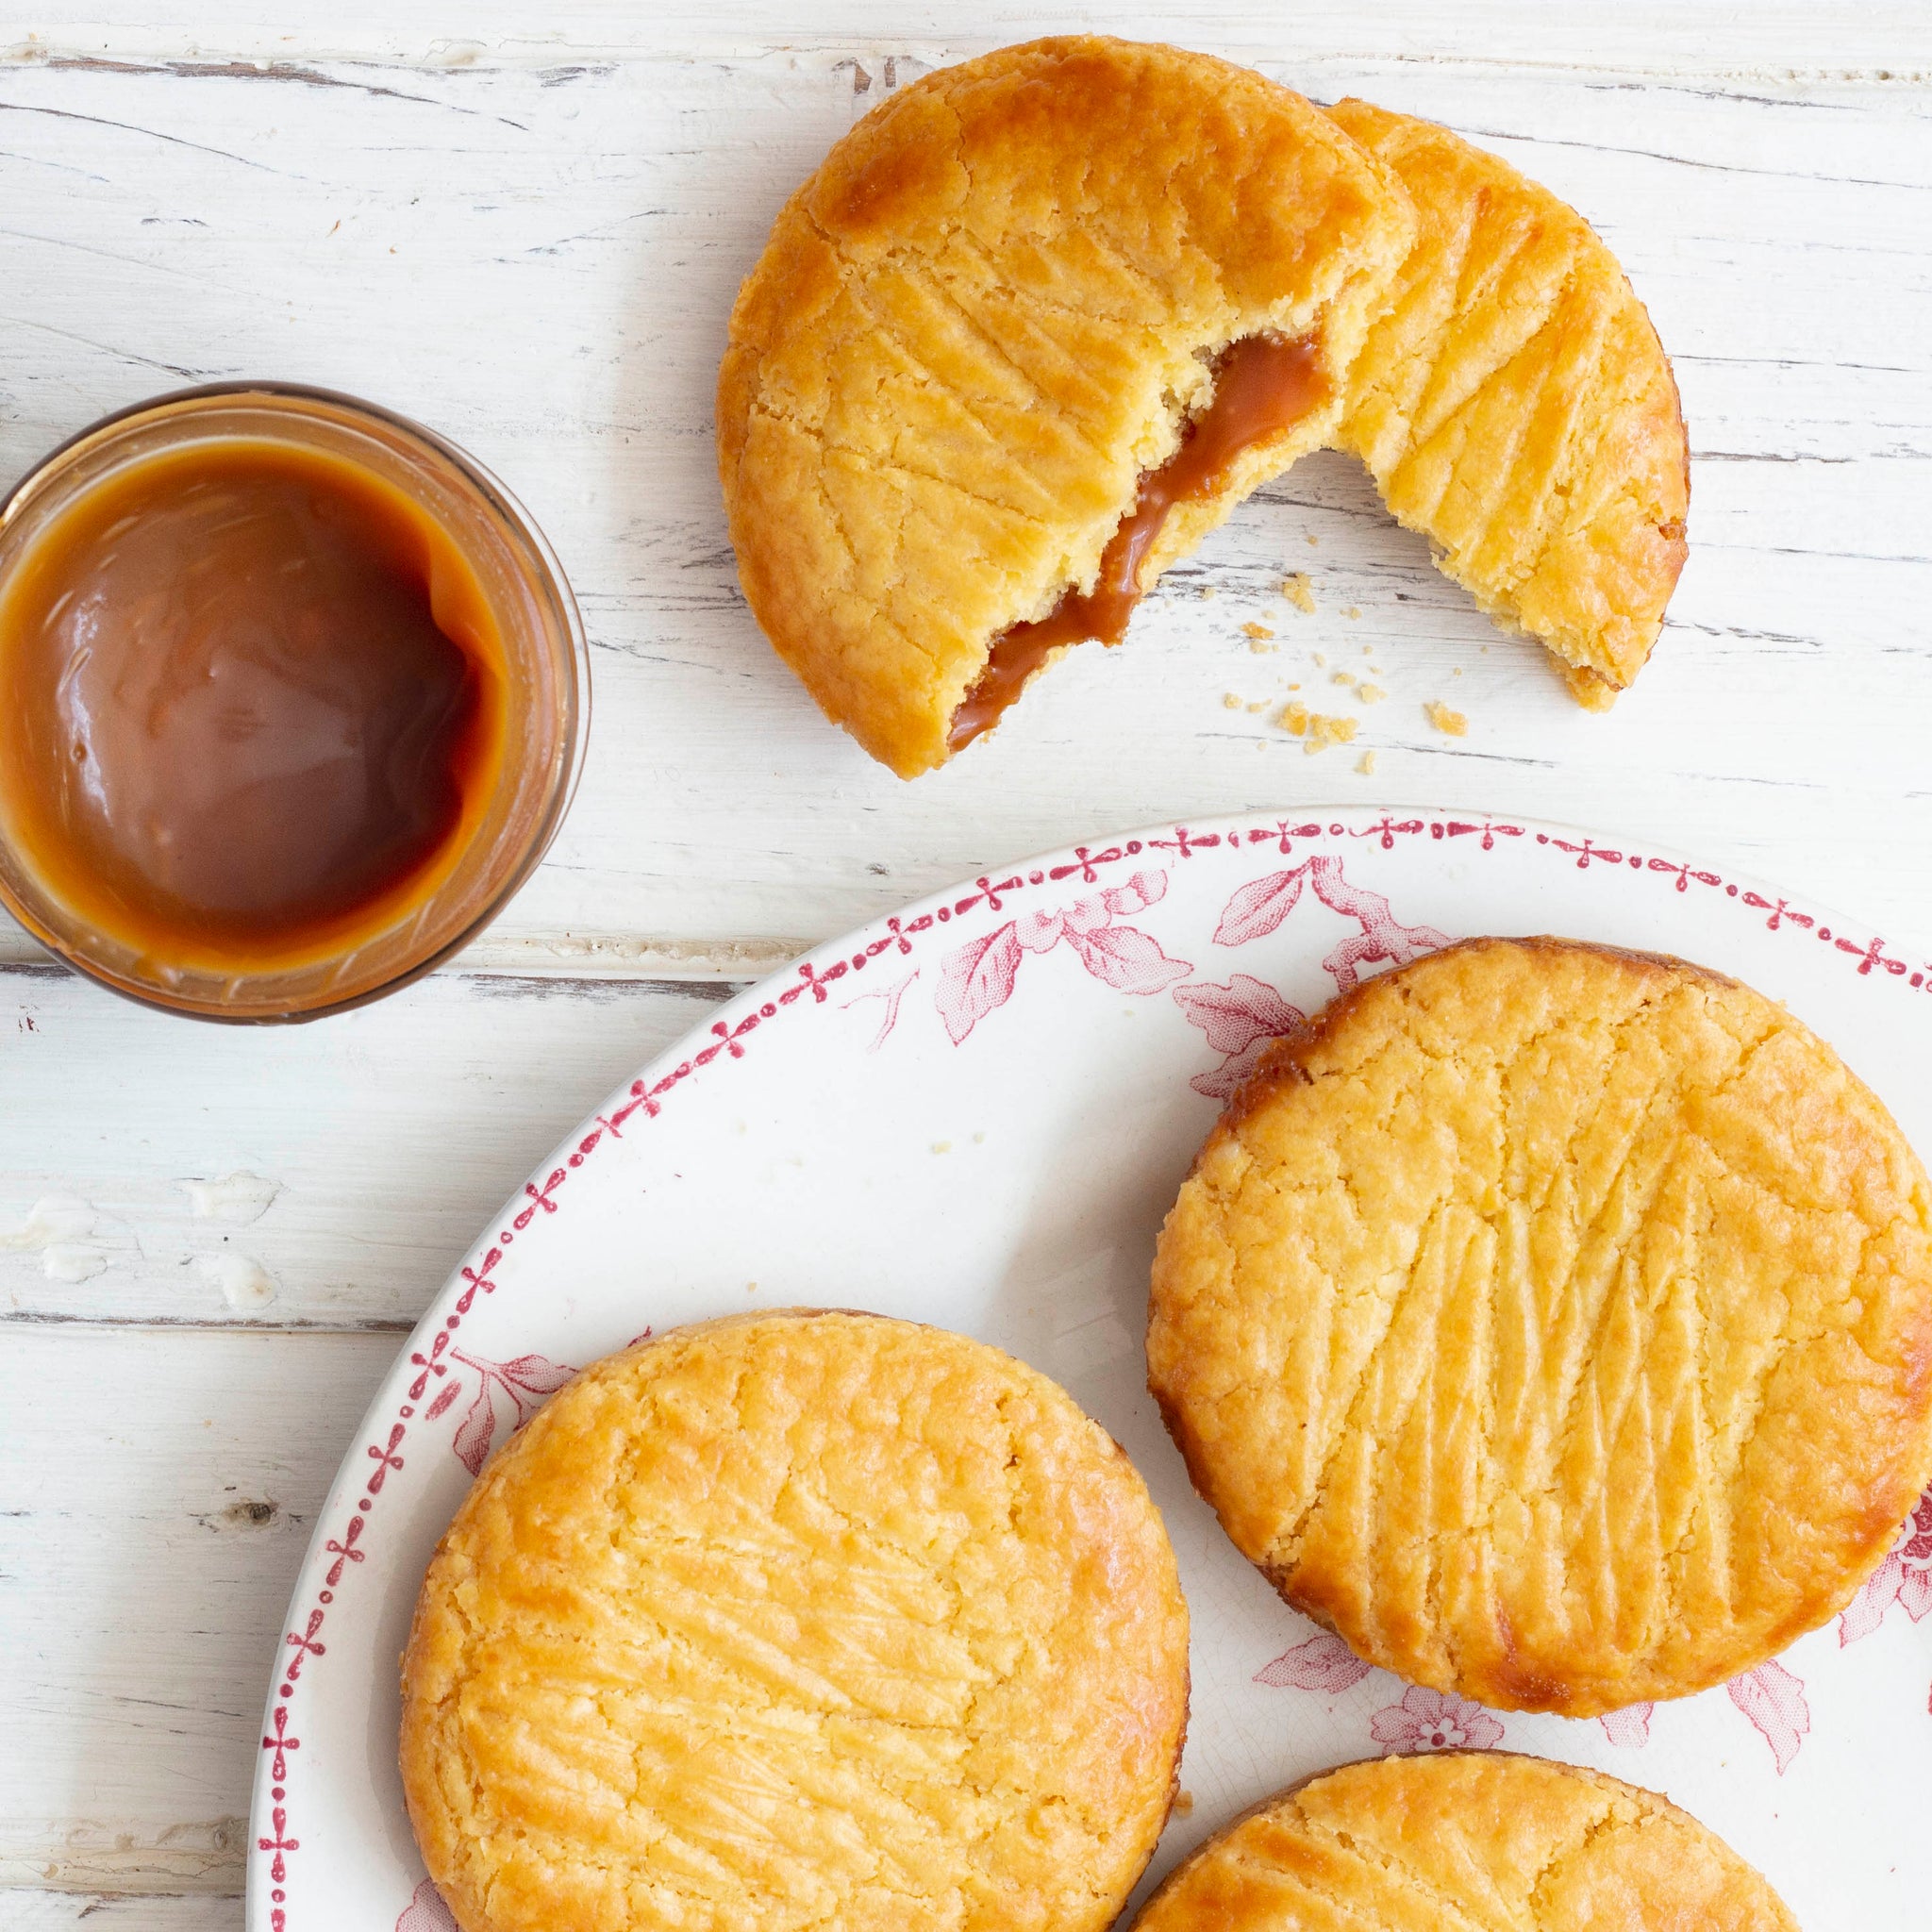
left=1148, top=937, right=1932, bottom=1714
left=1326, top=100, right=1690, bottom=707
left=719, top=37, right=1415, bottom=774
left=1131, top=1754, right=1799, bottom=1932
left=400, top=1310, right=1190, bottom=1932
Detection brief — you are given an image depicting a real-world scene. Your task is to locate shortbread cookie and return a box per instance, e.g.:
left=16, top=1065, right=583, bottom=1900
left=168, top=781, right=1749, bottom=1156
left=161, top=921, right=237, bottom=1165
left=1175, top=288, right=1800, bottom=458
left=1131, top=1754, right=1798, bottom=1932
left=719, top=37, right=1415, bottom=774
left=1148, top=936, right=1932, bottom=1715
left=401, top=1310, right=1190, bottom=1932
left=1324, top=100, right=1690, bottom=707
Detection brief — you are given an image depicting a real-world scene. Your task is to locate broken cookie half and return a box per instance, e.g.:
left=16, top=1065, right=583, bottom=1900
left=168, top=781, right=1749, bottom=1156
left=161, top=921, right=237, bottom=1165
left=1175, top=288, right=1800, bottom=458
left=1324, top=99, right=1689, bottom=710
left=717, top=36, right=1414, bottom=776
left=718, top=38, right=1687, bottom=774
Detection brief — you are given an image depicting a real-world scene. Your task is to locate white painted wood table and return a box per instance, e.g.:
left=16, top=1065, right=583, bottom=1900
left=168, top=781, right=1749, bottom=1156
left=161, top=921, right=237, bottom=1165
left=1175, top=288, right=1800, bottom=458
left=3, top=3, right=1929, bottom=1919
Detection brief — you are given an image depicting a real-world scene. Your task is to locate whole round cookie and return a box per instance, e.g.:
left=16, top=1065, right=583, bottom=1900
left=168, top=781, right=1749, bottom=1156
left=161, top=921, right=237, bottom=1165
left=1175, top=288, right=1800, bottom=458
left=401, top=1310, right=1190, bottom=1932
left=1130, top=1754, right=1798, bottom=1932
left=718, top=37, right=1415, bottom=775
left=1148, top=936, right=1932, bottom=1714
left=1324, top=101, right=1689, bottom=708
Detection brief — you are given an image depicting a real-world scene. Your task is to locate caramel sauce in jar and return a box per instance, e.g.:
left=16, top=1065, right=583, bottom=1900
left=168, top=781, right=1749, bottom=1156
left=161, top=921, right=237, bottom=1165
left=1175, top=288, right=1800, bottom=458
left=0, top=442, right=504, bottom=971
left=0, top=387, right=586, bottom=1019
left=950, top=333, right=1326, bottom=752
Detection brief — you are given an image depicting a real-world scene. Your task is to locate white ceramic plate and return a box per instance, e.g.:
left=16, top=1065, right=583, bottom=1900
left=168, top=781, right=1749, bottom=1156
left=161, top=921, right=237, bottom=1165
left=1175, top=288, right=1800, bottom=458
left=250, top=808, right=1932, bottom=1932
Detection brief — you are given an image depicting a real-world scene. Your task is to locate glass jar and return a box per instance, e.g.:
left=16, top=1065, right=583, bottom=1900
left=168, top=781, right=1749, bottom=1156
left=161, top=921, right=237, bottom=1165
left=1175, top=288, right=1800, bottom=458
left=0, top=383, right=589, bottom=1020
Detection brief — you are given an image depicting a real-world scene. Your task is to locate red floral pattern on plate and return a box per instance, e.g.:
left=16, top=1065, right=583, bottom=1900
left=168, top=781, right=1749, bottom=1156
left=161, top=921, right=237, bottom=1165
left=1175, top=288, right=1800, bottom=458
left=1840, top=1484, right=1932, bottom=1645
left=1254, top=1644, right=1814, bottom=1774
left=431, top=1350, right=579, bottom=1477
left=935, top=870, right=1189, bottom=1043
left=1727, top=1658, right=1812, bottom=1775
left=1174, top=974, right=1305, bottom=1099
left=1592, top=1664, right=1813, bottom=1773
left=1211, top=853, right=1450, bottom=984
left=1599, top=1704, right=1654, bottom=1748
left=1369, top=1686, right=1506, bottom=1755
left=1253, top=1630, right=1374, bottom=1693
left=395, top=1878, right=458, bottom=1931
left=842, top=968, right=920, bottom=1050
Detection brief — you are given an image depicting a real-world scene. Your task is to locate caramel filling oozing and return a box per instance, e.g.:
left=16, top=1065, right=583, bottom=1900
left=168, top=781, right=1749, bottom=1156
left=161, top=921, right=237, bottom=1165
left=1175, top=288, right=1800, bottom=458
left=948, top=332, right=1325, bottom=752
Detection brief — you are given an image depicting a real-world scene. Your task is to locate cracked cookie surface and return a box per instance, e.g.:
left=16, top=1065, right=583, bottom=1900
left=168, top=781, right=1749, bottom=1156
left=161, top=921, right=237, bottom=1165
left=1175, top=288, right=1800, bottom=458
left=1130, top=1754, right=1798, bottom=1932
left=401, top=1309, right=1189, bottom=1932
left=1325, top=100, right=1690, bottom=707
left=718, top=36, right=1414, bottom=775
left=1148, top=936, right=1932, bottom=1714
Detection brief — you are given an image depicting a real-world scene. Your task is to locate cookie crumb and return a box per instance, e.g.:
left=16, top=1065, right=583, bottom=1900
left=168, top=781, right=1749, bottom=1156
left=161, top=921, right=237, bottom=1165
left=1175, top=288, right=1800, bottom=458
left=1357, top=749, right=1377, bottom=776
left=1426, top=700, right=1469, bottom=737
left=1285, top=708, right=1358, bottom=752
left=1248, top=637, right=1277, bottom=654
left=1222, top=692, right=1241, bottom=710
left=1198, top=585, right=1218, bottom=601
left=1342, top=606, right=1362, bottom=621
left=1282, top=573, right=1316, bottom=614
left=1358, top=683, right=1386, bottom=705
left=1246, top=700, right=1267, bottom=714
left=1313, top=651, right=1327, bottom=668
left=1332, top=669, right=1357, bottom=690
left=931, top=1141, right=952, bottom=1154
left=1174, top=1790, right=1195, bottom=1819
left=1242, top=622, right=1274, bottom=641
left=1306, top=533, right=1319, bottom=547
